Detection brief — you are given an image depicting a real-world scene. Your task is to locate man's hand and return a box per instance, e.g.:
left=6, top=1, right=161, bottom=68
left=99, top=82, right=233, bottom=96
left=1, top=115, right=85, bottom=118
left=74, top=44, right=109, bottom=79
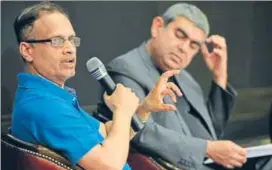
left=137, top=70, right=182, bottom=122
left=206, top=140, right=247, bottom=169
left=104, top=83, right=139, bottom=118
left=201, top=35, right=228, bottom=89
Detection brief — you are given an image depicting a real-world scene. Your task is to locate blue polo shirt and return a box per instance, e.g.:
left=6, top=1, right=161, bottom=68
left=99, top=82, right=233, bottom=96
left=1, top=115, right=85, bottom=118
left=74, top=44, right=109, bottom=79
left=11, top=72, right=131, bottom=170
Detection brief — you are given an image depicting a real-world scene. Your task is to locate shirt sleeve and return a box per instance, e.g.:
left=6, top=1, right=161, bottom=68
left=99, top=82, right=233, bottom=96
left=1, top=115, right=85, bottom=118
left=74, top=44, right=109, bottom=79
left=25, top=96, right=104, bottom=165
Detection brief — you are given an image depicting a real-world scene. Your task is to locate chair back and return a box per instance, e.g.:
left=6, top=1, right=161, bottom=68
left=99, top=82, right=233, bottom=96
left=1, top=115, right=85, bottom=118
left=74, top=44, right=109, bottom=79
left=1, top=134, right=84, bottom=170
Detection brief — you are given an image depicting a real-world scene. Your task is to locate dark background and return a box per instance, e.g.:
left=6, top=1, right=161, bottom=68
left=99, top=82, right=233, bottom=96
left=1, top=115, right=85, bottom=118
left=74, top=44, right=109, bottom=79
left=1, top=1, right=272, bottom=144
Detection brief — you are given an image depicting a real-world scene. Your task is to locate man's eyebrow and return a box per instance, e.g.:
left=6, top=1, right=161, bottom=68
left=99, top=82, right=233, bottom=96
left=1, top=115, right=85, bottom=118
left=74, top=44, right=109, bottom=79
left=48, top=34, right=76, bottom=38
left=176, top=27, right=188, bottom=38
left=176, top=28, right=202, bottom=47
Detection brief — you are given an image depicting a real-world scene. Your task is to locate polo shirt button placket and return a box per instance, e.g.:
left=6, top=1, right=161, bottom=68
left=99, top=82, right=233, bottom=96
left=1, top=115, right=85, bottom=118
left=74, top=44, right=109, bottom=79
left=72, top=97, right=77, bottom=106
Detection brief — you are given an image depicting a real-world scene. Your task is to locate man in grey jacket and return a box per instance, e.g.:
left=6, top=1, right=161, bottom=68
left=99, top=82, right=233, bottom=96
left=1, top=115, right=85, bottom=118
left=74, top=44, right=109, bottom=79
left=98, top=3, right=271, bottom=170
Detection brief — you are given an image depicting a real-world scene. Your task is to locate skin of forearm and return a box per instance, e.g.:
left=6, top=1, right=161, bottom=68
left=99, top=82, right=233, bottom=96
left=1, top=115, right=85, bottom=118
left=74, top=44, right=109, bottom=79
left=101, top=112, right=132, bottom=169
left=213, top=74, right=227, bottom=90
left=136, top=102, right=151, bottom=122
left=105, top=120, right=136, bottom=142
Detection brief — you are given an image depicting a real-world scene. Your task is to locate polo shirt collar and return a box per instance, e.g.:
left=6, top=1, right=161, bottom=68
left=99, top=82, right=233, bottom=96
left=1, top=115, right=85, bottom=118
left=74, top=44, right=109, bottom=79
left=17, top=72, right=76, bottom=99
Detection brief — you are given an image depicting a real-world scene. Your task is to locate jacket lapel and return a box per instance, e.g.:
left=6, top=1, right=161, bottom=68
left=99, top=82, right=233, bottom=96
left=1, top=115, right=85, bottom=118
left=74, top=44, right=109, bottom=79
left=137, top=43, right=192, bottom=135
left=174, top=71, right=217, bottom=139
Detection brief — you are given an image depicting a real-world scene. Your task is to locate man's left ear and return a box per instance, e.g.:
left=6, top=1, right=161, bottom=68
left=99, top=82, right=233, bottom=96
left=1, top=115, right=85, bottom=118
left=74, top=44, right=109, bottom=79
left=19, top=42, right=34, bottom=62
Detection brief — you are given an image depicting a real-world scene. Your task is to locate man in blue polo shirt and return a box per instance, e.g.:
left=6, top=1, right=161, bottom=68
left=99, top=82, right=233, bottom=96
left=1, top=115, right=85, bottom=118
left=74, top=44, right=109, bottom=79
left=11, top=2, right=182, bottom=170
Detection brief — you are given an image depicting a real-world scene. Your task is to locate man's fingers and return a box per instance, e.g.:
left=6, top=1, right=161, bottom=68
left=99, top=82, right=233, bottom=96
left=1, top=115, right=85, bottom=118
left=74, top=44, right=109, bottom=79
left=162, top=69, right=180, bottom=78
left=229, top=159, right=243, bottom=168
left=221, top=163, right=234, bottom=170
left=157, top=70, right=180, bottom=85
left=167, top=89, right=177, bottom=103
left=213, top=48, right=225, bottom=57
left=233, top=144, right=246, bottom=157
left=228, top=145, right=246, bottom=168
left=233, top=153, right=247, bottom=165
left=238, top=148, right=246, bottom=158
left=161, top=89, right=168, bottom=96
left=167, top=82, right=182, bottom=96
left=201, top=43, right=210, bottom=57
left=224, top=164, right=234, bottom=169
left=103, top=92, right=109, bottom=100
left=161, top=89, right=176, bottom=103
left=206, top=35, right=227, bottom=49
left=159, top=104, right=177, bottom=111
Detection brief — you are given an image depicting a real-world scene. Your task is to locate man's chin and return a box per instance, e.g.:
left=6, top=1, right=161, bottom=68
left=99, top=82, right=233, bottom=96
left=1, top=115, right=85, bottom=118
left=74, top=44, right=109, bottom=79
left=164, top=65, right=183, bottom=71
left=69, top=71, right=76, bottom=78
left=64, top=71, right=76, bottom=80
left=163, top=61, right=184, bottom=70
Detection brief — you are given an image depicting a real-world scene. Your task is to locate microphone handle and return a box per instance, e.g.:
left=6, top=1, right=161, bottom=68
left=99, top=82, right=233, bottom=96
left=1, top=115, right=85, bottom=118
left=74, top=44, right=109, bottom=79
left=98, top=74, right=116, bottom=95
left=99, top=75, right=144, bottom=131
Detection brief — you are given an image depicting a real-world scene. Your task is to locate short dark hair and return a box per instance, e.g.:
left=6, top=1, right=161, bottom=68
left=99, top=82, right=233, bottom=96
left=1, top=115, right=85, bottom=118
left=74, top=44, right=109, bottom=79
left=161, top=3, right=210, bottom=37
left=13, top=2, right=69, bottom=44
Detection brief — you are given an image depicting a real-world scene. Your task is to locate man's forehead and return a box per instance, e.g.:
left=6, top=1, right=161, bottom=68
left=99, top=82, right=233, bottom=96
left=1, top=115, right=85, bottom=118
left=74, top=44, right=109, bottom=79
left=171, top=16, right=206, bottom=42
left=34, top=12, right=69, bottom=27
left=33, top=12, right=75, bottom=37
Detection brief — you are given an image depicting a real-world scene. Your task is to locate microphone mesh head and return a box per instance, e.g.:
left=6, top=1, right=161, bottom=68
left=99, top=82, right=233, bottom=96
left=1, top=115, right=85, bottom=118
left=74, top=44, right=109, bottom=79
left=86, top=57, right=107, bottom=80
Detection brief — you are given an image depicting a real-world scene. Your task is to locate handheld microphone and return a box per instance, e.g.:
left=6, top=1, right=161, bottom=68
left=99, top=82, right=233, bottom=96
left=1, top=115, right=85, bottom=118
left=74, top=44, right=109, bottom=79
left=86, top=57, right=116, bottom=95
left=86, top=57, right=144, bottom=131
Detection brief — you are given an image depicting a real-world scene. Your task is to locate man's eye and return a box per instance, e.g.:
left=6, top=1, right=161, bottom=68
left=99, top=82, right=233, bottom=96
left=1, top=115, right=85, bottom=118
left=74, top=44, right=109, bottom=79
left=190, top=43, right=199, bottom=50
left=53, top=37, right=63, bottom=43
left=175, top=31, right=186, bottom=39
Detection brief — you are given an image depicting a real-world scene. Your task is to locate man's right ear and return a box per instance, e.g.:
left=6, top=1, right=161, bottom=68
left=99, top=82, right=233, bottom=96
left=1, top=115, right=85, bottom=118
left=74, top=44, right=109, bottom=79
left=150, top=16, right=165, bottom=38
left=19, top=42, right=33, bottom=62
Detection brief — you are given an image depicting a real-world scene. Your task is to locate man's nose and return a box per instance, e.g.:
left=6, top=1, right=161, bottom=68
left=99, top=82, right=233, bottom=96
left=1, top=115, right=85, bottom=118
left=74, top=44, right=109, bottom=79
left=178, top=39, right=190, bottom=53
left=63, top=40, right=76, bottom=55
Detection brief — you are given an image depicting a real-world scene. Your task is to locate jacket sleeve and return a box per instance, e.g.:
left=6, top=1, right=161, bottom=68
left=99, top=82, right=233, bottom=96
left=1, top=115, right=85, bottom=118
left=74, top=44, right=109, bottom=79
left=206, top=81, right=237, bottom=138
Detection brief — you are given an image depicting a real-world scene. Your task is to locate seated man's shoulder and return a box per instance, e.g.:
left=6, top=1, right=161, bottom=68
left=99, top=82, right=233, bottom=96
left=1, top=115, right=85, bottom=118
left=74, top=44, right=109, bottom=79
left=11, top=91, right=61, bottom=139
left=108, top=47, right=148, bottom=78
left=109, top=47, right=139, bottom=67
left=13, top=90, right=76, bottom=125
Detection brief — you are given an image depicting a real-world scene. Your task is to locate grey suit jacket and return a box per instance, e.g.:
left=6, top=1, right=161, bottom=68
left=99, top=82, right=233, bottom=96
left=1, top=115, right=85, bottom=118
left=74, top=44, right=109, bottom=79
left=103, top=42, right=237, bottom=170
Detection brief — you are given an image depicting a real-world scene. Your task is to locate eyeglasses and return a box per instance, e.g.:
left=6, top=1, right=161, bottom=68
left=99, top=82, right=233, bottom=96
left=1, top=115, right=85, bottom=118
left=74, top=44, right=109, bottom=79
left=23, top=36, right=81, bottom=48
